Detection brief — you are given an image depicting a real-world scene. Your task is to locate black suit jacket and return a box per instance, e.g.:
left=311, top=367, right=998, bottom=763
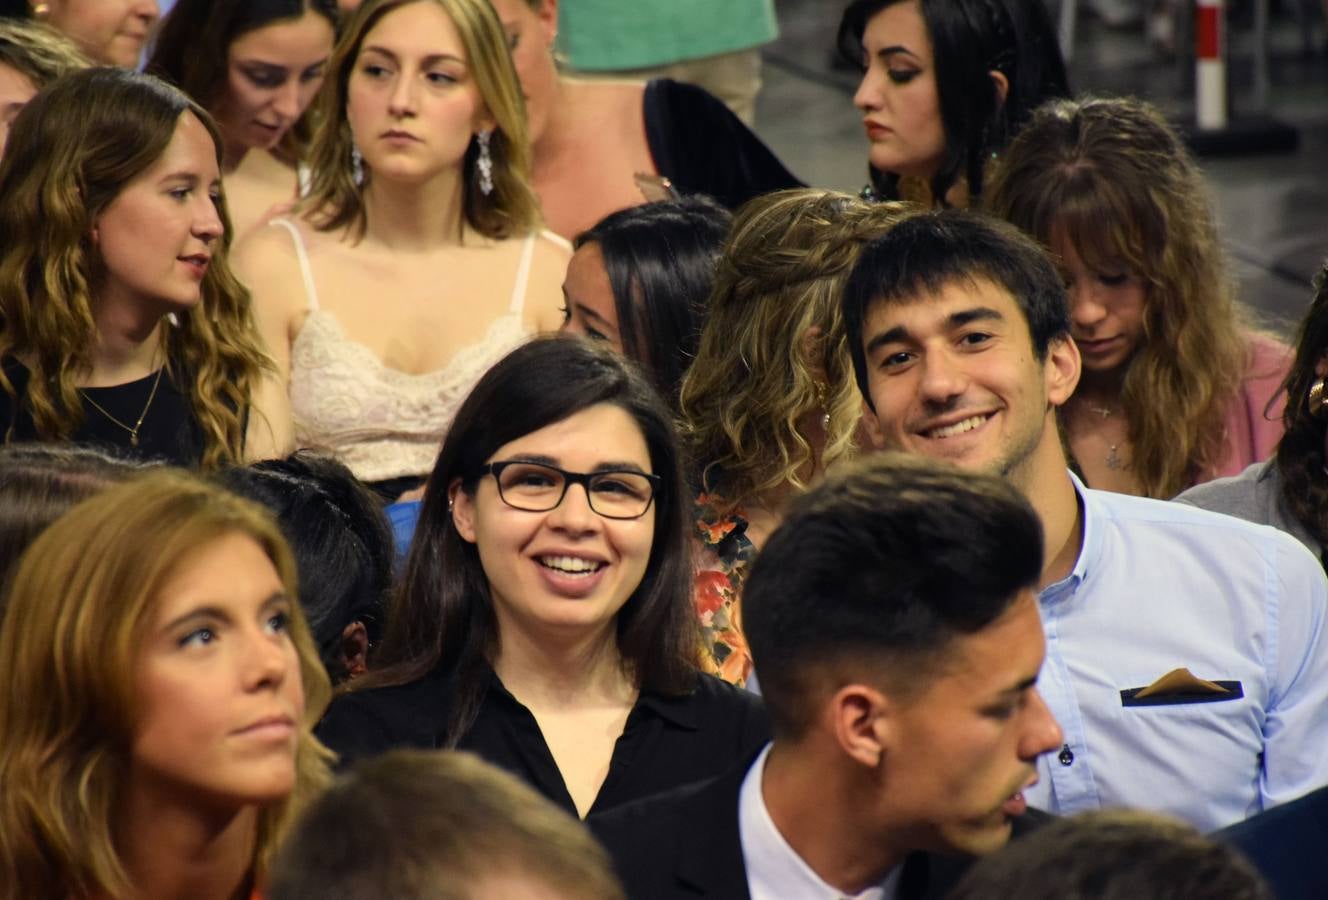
left=1214, top=784, right=1328, bottom=900
left=589, top=753, right=1052, bottom=900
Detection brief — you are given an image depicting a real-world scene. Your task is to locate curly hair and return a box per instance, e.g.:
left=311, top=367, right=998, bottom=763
left=678, top=189, right=911, bottom=512
left=0, top=68, right=272, bottom=469
left=1275, top=262, right=1328, bottom=559
left=0, top=470, right=334, bottom=900
left=301, top=0, right=539, bottom=241
left=986, top=95, right=1251, bottom=498
left=0, top=18, right=88, bottom=88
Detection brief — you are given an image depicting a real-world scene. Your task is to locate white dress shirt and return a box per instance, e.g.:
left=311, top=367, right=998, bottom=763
left=738, top=744, right=901, bottom=900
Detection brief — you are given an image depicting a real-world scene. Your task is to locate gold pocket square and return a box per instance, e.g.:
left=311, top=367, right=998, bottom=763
left=1120, top=668, right=1243, bottom=707
left=1134, top=667, right=1230, bottom=699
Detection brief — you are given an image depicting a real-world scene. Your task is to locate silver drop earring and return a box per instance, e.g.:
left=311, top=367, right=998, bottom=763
left=350, top=144, right=365, bottom=187
left=476, top=130, right=494, bottom=196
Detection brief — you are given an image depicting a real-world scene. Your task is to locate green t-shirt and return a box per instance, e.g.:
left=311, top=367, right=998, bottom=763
left=559, top=0, right=778, bottom=71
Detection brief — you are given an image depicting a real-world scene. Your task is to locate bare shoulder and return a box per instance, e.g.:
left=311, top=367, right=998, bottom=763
left=523, top=230, right=572, bottom=332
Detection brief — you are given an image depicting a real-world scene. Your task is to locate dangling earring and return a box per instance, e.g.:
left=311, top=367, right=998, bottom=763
left=476, top=130, right=494, bottom=196
left=1309, top=378, right=1326, bottom=416
left=32, top=2, right=49, bottom=15
left=350, top=144, right=365, bottom=187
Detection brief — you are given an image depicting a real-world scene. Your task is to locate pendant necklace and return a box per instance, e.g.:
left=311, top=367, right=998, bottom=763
left=80, top=365, right=165, bottom=448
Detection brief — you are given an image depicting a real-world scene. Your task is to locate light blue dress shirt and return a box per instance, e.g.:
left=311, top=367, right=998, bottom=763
left=1023, top=473, right=1328, bottom=832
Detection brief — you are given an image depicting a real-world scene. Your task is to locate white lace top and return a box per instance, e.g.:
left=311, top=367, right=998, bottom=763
left=271, top=218, right=540, bottom=483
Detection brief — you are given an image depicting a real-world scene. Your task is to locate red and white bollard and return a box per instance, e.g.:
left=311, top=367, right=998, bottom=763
left=1195, top=0, right=1227, bottom=130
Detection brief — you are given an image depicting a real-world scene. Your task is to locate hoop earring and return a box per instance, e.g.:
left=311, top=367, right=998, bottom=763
left=350, top=144, right=365, bottom=187
left=476, top=130, right=494, bottom=196
left=1309, top=378, right=1326, bottom=416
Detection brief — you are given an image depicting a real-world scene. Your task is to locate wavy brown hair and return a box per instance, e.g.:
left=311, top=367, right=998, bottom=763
left=1275, top=261, right=1328, bottom=560
left=0, top=470, right=334, bottom=900
left=678, top=189, right=911, bottom=513
left=0, top=68, right=271, bottom=469
left=302, top=0, right=539, bottom=241
left=986, top=95, right=1251, bottom=498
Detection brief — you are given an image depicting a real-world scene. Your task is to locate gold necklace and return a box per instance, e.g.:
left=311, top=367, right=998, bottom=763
left=80, top=366, right=165, bottom=447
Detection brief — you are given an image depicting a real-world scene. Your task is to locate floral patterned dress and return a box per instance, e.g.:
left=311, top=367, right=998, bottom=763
left=692, top=494, right=756, bottom=687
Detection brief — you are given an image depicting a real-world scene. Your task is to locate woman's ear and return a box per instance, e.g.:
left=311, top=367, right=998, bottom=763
left=449, top=477, right=478, bottom=544
left=990, top=69, right=1010, bottom=108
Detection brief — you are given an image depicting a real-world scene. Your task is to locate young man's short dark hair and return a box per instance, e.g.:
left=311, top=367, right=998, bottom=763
left=841, top=210, right=1072, bottom=409
left=744, top=452, right=1044, bottom=738
left=948, top=810, right=1272, bottom=900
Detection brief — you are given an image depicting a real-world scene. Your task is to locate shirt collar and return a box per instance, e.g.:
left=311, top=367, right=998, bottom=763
left=1040, top=471, right=1099, bottom=604
left=738, top=745, right=897, bottom=900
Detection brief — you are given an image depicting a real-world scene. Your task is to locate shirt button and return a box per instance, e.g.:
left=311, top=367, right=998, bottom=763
left=1058, top=744, right=1074, bottom=766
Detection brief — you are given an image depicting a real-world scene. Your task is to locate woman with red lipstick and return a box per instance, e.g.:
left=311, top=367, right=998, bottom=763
left=149, top=0, right=338, bottom=240
left=987, top=96, right=1290, bottom=499
left=0, top=470, right=333, bottom=900
left=837, top=0, right=1067, bottom=208
left=234, top=0, right=569, bottom=501
left=0, top=67, right=286, bottom=468
left=318, top=336, right=769, bottom=819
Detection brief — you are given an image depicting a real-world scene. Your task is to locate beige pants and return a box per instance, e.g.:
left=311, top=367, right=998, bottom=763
left=569, top=47, right=764, bottom=127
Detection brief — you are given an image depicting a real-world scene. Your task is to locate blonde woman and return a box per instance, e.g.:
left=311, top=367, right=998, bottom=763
left=678, top=189, right=907, bottom=685
left=0, top=469, right=333, bottom=900
left=986, top=96, right=1290, bottom=498
left=234, top=0, right=567, bottom=501
left=0, top=67, right=285, bottom=469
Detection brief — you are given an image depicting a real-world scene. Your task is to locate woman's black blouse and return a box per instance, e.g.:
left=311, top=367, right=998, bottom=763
left=1, top=357, right=207, bottom=467
left=317, top=665, right=770, bottom=818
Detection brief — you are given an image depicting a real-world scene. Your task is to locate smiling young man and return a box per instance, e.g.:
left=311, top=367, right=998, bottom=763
left=842, top=209, right=1328, bottom=832
left=592, top=454, right=1063, bottom=899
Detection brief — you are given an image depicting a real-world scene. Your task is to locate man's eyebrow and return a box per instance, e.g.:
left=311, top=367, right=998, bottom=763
left=996, top=674, right=1040, bottom=697
left=863, top=306, right=1005, bottom=355
left=948, top=307, right=1005, bottom=328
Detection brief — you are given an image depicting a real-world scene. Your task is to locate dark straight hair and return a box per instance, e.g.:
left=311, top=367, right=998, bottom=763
left=744, top=453, right=1044, bottom=738
left=837, top=0, right=1068, bottom=204
left=347, top=336, right=698, bottom=743
left=842, top=209, right=1071, bottom=409
left=574, top=197, right=731, bottom=412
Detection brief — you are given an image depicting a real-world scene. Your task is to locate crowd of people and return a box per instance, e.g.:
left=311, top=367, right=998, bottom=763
left=1, top=0, right=1326, bottom=898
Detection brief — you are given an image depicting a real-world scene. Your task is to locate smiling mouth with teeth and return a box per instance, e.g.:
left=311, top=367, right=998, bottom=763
left=926, top=414, right=990, bottom=439
left=538, top=555, right=606, bottom=577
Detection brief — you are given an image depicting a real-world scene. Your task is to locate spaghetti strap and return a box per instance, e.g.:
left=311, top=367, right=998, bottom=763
left=508, top=233, right=537, bottom=316
left=270, top=218, right=320, bottom=312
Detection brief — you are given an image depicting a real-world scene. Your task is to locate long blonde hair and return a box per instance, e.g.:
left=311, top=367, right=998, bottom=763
left=986, top=96, right=1250, bottom=498
left=0, top=470, right=334, bottom=900
left=0, top=68, right=271, bottom=470
left=302, top=0, right=540, bottom=241
left=679, top=189, right=910, bottom=512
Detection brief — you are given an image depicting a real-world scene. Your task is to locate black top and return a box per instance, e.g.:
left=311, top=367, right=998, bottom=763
left=590, top=752, right=1054, bottom=900
left=317, top=664, right=771, bottom=818
left=1, top=357, right=208, bottom=468
left=644, top=79, right=804, bottom=211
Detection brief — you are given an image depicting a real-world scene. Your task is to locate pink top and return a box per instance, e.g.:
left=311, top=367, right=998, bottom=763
left=1205, top=332, right=1292, bottom=484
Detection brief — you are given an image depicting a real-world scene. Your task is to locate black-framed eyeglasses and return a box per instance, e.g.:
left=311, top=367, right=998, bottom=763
left=476, top=461, right=661, bottom=520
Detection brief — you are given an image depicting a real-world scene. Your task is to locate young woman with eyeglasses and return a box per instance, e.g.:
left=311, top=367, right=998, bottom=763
left=317, top=336, right=768, bottom=818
